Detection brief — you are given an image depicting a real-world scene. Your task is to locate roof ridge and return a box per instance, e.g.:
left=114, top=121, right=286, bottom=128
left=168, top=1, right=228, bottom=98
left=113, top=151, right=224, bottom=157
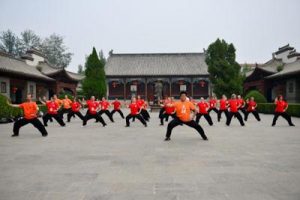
left=111, top=52, right=204, bottom=56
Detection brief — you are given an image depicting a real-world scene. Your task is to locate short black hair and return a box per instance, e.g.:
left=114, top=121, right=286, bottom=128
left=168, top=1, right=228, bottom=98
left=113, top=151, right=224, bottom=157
left=180, top=91, right=188, bottom=96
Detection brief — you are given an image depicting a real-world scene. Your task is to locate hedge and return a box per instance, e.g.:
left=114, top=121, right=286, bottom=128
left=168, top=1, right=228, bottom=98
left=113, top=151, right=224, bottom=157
left=0, top=94, right=46, bottom=121
left=244, top=90, right=267, bottom=103
left=257, top=103, right=300, bottom=117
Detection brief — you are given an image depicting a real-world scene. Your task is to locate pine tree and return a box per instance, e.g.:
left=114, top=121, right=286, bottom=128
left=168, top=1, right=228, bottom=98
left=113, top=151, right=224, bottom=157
left=205, top=39, right=244, bottom=98
left=82, top=47, right=107, bottom=99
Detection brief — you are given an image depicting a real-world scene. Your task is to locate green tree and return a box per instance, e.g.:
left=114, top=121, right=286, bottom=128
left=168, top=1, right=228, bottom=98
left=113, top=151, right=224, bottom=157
left=205, top=38, right=244, bottom=98
left=82, top=47, right=107, bottom=99
left=0, top=29, right=20, bottom=56
left=77, top=64, right=84, bottom=74
left=40, top=33, right=73, bottom=68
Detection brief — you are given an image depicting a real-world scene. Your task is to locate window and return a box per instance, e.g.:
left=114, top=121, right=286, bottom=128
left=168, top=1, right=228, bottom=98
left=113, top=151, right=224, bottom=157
left=130, top=85, right=137, bottom=92
left=288, top=81, right=294, bottom=93
left=1, top=82, right=6, bottom=93
left=180, top=85, right=186, bottom=91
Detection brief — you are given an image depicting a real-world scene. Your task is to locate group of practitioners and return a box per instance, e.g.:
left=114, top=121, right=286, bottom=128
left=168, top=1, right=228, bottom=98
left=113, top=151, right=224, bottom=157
left=7, top=91, right=295, bottom=141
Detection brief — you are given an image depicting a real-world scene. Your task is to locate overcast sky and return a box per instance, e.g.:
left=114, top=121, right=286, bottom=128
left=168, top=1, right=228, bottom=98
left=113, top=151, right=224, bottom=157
left=1, top=0, right=300, bottom=72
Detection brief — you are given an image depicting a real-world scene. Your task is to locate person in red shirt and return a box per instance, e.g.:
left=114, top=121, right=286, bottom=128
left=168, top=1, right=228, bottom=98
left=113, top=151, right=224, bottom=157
left=67, top=97, right=84, bottom=122
left=164, top=91, right=208, bottom=141
left=159, top=96, right=169, bottom=119
left=7, top=94, right=48, bottom=137
left=196, top=97, right=213, bottom=126
left=237, top=95, right=247, bottom=118
left=217, top=94, right=229, bottom=122
left=60, top=95, right=73, bottom=119
left=136, top=95, right=150, bottom=121
left=111, top=98, right=125, bottom=119
left=82, top=96, right=106, bottom=127
left=125, top=97, right=147, bottom=127
left=97, top=97, right=114, bottom=122
left=244, top=97, right=261, bottom=121
left=160, top=97, right=176, bottom=125
left=272, top=95, right=294, bottom=126
left=40, top=97, right=66, bottom=127
left=226, top=94, right=245, bottom=126
left=208, top=96, right=218, bottom=115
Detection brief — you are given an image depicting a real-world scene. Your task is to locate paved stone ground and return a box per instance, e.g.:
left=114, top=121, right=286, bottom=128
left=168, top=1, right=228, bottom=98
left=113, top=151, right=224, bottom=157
left=0, top=110, right=299, bottom=200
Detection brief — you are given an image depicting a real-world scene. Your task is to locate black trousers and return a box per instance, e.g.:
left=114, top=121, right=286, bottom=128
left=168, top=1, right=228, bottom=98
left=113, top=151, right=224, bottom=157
left=238, top=107, right=247, bottom=118
left=60, top=108, right=71, bottom=119
left=97, top=110, right=114, bottom=122
left=43, top=113, right=65, bottom=127
left=126, top=114, right=147, bottom=126
left=160, top=113, right=176, bottom=125
left=111, top=109, right=124, bottom=119
left=226, top=112, right=245, bottom=126
left=141, top=109, right=150, bottom=121
left=159, top=107, right=165, bottom=118
left=13, top=118, right=48, bottom=136
left=67, top=111, right=84, bottom=122
left=244, top=110, right=260, bottom=121
left=217, top=109, right=228, bottom=122
left=272, top=112, right=294, bottom=126
left=83, top=111, right=106, bottom=126
left=208, top=107, right=218, bottom=114
left=166, top=118, right=207, bottom=140
left=195, top=113, right=213, bottom=126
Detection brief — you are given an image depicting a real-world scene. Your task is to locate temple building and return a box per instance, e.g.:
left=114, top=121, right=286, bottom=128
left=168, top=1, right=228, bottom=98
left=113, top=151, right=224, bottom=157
left=244, top=44, right=300, bottom=103
left=0, top=49, right=84, bottom=103
left=104, top=52, right=211, bottom=101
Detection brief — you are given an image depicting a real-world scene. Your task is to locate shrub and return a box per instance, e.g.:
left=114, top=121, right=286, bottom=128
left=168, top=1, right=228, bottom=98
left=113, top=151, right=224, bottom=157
left=244, top=90, right=267, bottom=103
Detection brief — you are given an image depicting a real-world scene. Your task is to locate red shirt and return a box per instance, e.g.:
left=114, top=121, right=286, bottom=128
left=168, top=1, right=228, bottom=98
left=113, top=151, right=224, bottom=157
left=247, top=100, right=257, bottom=112
left=219, top=99, right=227, bottom=110
left=237, top=99, right=245, bottom=107
left=129, top=103, right=140, bottom=115
left=87, top=100, right=99, bottom=114
left=71, top=102, right=81, bottom=112
left=197, top=102, right=209, bottom=114
left=46, top=101, right=59, bottom=114
left=163, top=99, right=170, bottom=108
left=209, top=99, right=217, bottom=108
left=228, top=99, right=239, bottom=113
left=136, top=99, right=145, bottom=108
left=100, top=101, right=110, bottom=110
left=275, top=100, right=287, bottom=113
left=112, top=101, right=121, bottom=110
left=165, top=105, right=175, bottom=114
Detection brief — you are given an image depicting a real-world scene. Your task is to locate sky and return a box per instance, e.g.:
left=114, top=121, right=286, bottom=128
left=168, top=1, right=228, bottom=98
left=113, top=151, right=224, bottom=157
left=1, top=0, right=300, bottom=72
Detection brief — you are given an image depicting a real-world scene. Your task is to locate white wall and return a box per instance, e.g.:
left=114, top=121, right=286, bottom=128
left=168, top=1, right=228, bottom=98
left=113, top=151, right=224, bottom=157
left=25, top=54, right=45, bottom=66
left=275, top=50, right=297, bottom=64
left=0, top=77, right=10, bottom=98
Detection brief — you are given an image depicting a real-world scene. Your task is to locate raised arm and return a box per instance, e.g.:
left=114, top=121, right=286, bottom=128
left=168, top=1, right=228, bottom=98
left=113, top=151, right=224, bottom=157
left=39, top=97, right=46, bottom=105
left=6, top=99, right=20, bottom=108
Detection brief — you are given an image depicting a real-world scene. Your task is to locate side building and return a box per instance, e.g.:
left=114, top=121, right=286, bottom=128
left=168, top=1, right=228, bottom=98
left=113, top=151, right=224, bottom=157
left=0, top=49, right=84, bottom=103
left=244, top=44, right=300, bottom=103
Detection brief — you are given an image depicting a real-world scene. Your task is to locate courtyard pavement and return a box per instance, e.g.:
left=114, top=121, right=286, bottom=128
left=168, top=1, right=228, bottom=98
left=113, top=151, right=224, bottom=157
left=0, top=110, right=299, bottom=200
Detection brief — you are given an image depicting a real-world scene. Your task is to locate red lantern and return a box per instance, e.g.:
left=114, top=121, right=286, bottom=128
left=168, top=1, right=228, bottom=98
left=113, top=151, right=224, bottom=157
left=199, top=80, right=206, bottom=87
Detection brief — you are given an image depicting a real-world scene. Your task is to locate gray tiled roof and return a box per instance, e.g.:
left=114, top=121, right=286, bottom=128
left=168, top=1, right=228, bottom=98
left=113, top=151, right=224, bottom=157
left=266, top=59, right=300, bottom=79
left=38, top=61, right=84, bottom=81
left=0, top=53, right=54, bottom=81
left=245, top=58, right=282, bottom=78
left=105, top=53, right=209, bottom=76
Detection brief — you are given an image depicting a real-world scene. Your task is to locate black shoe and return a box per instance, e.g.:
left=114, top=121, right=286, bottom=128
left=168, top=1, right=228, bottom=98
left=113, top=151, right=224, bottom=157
left=103, top=124, right=107, bottom=127
left=144, top=124, right=147, bottom=127
left=44, top=124, right=48, bottom=127
left=203, top=138, right=208, bottom=141
left=42, top=134, right=48, bottom=137
left=290, top=124, right=295, bottom=126
left=271, top=124, right=275, bottom=126
left=11, top=134, right=19, bottom=137
left=160, top=124, right=164, bottom=126
left=164, top=137, right=171, bottom=141
left=125, top=125, right=129, bottom=127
